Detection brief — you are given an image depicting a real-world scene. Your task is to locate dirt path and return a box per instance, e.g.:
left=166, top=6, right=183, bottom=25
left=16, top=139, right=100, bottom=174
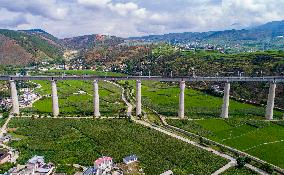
left=0, top=114, right=13, bottom=137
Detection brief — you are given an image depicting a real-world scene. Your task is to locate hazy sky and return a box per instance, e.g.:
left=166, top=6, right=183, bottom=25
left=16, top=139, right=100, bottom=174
left=0, top=0, right=283, bottom=38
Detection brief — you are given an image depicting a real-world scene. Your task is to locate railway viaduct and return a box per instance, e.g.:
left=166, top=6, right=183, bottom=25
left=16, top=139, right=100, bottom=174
left=1, top=76, right=283, bottom=119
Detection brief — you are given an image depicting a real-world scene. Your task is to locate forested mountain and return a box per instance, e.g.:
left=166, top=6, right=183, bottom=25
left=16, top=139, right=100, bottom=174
left=130, top=20, right=284, bottom=51
left=0, top=29, right=64, bottom=65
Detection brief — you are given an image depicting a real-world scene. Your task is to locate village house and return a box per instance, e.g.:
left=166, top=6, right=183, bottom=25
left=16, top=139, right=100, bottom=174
left=10, top=155, right=54, bottom=175
left=83, top=156, right=124, bottom=175
left=0, top=135, right=12, bottom=143
left=0, top=150, right=11, bottom=164
left=122, top=155, right=138, bottom=165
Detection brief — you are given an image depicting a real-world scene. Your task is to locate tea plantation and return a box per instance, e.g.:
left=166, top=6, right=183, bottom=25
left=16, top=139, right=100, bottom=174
left=8, top=118, right=228, bottom=175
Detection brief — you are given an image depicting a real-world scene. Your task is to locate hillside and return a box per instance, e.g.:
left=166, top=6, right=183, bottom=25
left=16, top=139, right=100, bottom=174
left=19, top=29, right=64, bottom=50
left=118, top=46, right=284, bottom=108
left=61, top=34, right=124, bottom=50
left=0, top=34, right=35, bottom=65
left=0, top=29, right=64, bottom=65
left=130, top=20, right=284, bottom=52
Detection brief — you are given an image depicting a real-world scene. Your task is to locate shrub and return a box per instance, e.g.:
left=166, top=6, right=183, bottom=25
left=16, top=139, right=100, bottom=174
left=236, top=157, right=246, bottom=168
left=2, top=112, right=9, bottom=119
left=199, top=137, right=211, bottom=147
left=244, top=157, right=252, bottom=164
left=260, top=163, right=273, bottom=174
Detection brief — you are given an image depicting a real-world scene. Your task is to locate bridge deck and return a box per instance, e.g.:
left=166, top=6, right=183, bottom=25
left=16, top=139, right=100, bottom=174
left=0, top=76, right=284, bottom=82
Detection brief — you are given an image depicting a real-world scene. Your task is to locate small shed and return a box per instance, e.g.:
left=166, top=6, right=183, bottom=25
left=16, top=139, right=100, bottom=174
left=123, top=155, right=138, bottom=165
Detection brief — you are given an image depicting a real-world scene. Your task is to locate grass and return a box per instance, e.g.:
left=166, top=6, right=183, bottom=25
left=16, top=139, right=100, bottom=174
left=122, top=80, right=283, bottom=119
left=22, top=80, right=125, bottom=116
left=167, top=118, right=284, bottom=169
left=221, top=167, right=258, bottom=175
left=8, top=118, right=228, bottom=175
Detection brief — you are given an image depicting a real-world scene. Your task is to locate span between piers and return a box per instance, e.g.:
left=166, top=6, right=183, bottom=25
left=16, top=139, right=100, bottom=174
left=1, top=76, right=283, bottom=120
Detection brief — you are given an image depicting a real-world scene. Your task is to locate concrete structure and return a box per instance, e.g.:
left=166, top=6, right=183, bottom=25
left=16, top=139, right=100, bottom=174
left=178, top=81, right=185, bottom=118
left=93, top=80, right=100, bottom=117
left=51, top=80, right=59, bottom=117
left=136, top=80, right=142, bottom=116
left=10, top=80, right=19, bottom=115
left=221, top=83, right=230, bottom=119
left=2, top=76, right=283, bottom=82
left=3, top=76, right=284, bottom=119
left=265, top=83, right=276, bottom=120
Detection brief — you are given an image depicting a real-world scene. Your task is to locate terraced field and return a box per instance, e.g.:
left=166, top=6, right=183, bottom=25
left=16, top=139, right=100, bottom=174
left=8, top=118, right=228, bottom=175
left=167, top=118, right=284, bottom=169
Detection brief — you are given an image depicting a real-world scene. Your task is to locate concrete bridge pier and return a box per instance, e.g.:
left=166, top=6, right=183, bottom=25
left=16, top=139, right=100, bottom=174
left=93, top=80, right=100, bottom=117
left=51, top=80, right=59, bottom=117
left=221, top=82, right=230, bottom=118
left=178, top=81, right=185, bottom=118
left=136, top=80, right=142, bottom=116
left=9, top=80, right=19, bottom=115
left=265, top=83, right=276, bottom=120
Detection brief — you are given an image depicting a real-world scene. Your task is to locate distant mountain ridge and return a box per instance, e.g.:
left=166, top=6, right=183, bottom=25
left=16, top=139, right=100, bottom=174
left=129, top=20, right=284, bottom=51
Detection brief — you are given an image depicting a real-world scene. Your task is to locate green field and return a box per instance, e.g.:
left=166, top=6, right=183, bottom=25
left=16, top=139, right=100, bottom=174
left=22, top=80, right=125, bottom=116
left=122, top=80, right=282, bottom=119
left=167, top=118, right=284, bottom=168
left=8, top=118, right=228, bottom=175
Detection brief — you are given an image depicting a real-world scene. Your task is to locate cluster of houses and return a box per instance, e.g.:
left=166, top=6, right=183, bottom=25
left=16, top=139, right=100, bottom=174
left=19, top=89, right=39, bottom=108
left=0, top=88, right=39, bottom=111
left=0, top=152, right=175, bottom=175
left=2, top=155, right=54, bottom=175
left=0, top=98, right=12, bottom=111
left=83, top=155, right=139, bottom=175
left=82, top=155, right=173, bottom=175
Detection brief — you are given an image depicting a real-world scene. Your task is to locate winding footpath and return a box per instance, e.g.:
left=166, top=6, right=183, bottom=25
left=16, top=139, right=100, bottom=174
left=0, top=114, right=13, bottom=137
